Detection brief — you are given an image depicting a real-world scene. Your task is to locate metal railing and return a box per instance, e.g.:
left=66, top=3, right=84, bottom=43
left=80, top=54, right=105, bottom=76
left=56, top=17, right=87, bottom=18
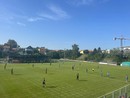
left=98, top=84, right=130, bottom=98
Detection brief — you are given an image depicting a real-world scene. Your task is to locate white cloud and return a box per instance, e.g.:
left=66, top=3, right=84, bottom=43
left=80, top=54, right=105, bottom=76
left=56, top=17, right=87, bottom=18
left=49, top=5, right=70, bottom=19
left=39, top=13, right=57, bottom=20
left=27, top=5, right=70, bottom=22
left=68, top=0, right=110, bottom=6
left=0, top=5, right=28, bottom=25
left=17, top=22, right=26, bottom=26
left=28, top=17, right=44, bottom=22
left=67, top=0, right=94, bottom=6
left=39, top=5, right=70, bottom=21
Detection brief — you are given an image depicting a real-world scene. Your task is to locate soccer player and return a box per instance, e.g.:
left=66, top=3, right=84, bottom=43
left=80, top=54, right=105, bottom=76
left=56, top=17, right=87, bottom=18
left=11, top=68, right=13, bottom=75
left=50, top=62, right=51, bottom=66
left=100, top=70, right=103, bottom=77
left=97, top=65, right=99, bottom=69
left=32, top=64, right=34, bottom=68
left=76, top=73, right=79, bottom=80
left=4, top=63, right=7, bottom=70
left=45, top=68, right=47, bottom=74
left=107, top=71, right=110, bottom=77
left=72, top=65, right=74, bottom=70
left=126, top=75, right=128, bottom=82
left=42, top=78, right=46, bottom=87
left=59, top=64, right=60, bottom=68
left=86, top=68, right=88, bottom=73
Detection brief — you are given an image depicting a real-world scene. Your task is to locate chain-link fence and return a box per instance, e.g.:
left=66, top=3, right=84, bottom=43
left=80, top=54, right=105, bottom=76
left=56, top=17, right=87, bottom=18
left=98, top=84, right=130, bottom=98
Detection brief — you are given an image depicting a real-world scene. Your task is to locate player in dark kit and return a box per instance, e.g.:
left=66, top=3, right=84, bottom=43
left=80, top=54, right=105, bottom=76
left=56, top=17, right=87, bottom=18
left=11, top=68, right=13, bottom=75
left=72, top=64, right=75, bottom=70
left=32, top=64, right=34, bottom=68
left=45, top=68, right=47, bottom=74
left=42, top=78, right=46, bottom=87
left=76, top=73, right=79, bottom=80
left=4, top=63, right=7, bottom=70
left=86, top=68, right=88, bottom=73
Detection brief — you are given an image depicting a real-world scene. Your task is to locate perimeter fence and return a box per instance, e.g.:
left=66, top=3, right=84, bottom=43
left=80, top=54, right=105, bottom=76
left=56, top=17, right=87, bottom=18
left=98, top=84, right=130, bottom=98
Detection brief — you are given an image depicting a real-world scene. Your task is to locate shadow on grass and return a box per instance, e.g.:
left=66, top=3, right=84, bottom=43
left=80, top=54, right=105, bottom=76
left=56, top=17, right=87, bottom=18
left=103, top=76, right=116, bottom=79
left=46, top=85, right=57, bottom=88
left=110, top=76, right=116, bottom=79
left=79, top=79, right=87, bottom=81
left=13, top=73, right=23, bottom=75
left=48, top=73, right=55, bottom=75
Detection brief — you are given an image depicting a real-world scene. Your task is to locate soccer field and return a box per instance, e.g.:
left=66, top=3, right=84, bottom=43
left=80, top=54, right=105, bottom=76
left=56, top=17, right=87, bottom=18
left=0, top=61, right=130, bottom=98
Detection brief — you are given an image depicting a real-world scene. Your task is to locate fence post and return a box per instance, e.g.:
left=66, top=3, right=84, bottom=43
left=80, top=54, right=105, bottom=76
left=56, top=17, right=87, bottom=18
left=119, top=89, right=121, bottom=97
left=112, top=91, right=114, bottom=98
left=125, top=86, right=127, bottom=93
left=125, top=93, right=127, bottom=98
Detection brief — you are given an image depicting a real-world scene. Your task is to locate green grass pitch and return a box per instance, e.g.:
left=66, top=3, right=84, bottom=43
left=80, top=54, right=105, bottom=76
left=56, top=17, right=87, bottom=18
left=0, top=61, right=130, bottom=98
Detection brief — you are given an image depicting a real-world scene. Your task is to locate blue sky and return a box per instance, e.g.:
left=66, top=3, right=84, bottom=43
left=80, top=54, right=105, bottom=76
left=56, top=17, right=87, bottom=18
left=0, top=0, right=130, bottom=50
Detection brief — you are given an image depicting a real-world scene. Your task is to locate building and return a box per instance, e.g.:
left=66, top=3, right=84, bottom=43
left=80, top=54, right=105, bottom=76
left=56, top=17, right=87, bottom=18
left=25, top=46, right=33, bottom=52
left=123, top=46, right=130, bottom=54
left=102, top=49, right=110, bottom=54
left=3, top=44, right=10, bottom=52
left=123, top=46, right=130, bottom=50
left=0, top=45, right=3, bottom=51
left=38, top=47, right=46, bottom=55
left=80, top=50, right=84, bottom=54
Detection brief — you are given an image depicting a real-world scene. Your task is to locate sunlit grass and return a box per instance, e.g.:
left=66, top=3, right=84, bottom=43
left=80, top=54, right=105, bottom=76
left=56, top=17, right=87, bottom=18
left=0, top=62, right=130, bottom=98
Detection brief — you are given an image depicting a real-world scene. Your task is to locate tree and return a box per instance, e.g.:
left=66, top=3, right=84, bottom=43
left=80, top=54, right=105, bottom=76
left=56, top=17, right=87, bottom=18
left=103, top=48, right=125, bottom=65
left=33, top=47, right=39, bottom=55
left=58, top=50, right=64, bottom=58
left=46, top=50, right=60, bottom=59
left=86, top=47, right=105, bottom=62
left=97, top=47, right=102, bottom=53
left=84, top=50, right=89, bottom=54
left=72, top=44, right=80, bottom=59
left=93, top=48, right=97, bottom=54
left=7, top=39, right=18, bottom=49
left=0, top=45, right=3, bottom=58
left=64, top=49, right=73, bottom=59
